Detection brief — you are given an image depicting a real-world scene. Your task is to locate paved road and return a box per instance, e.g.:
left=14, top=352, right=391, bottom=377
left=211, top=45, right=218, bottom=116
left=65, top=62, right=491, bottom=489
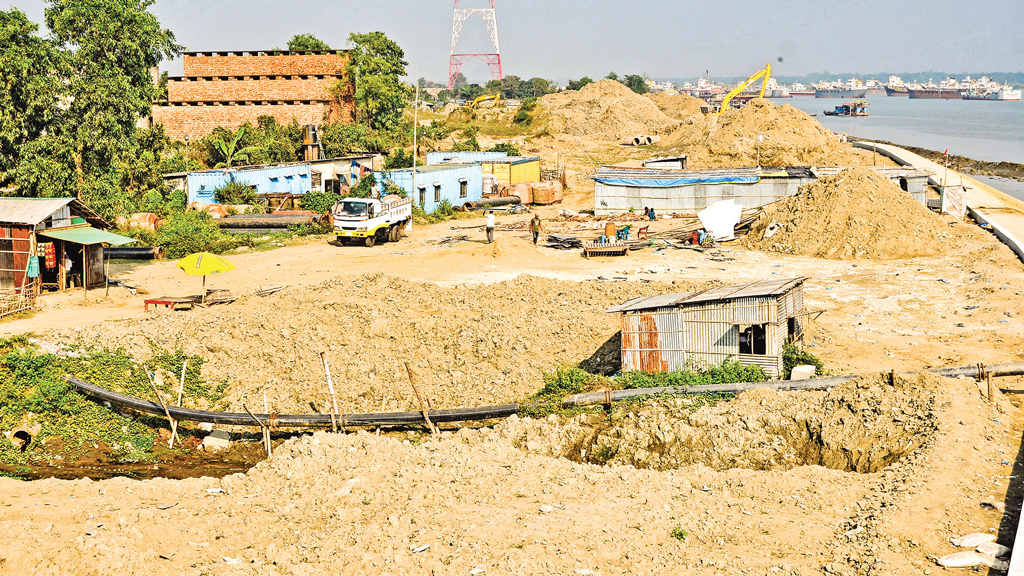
left=853, top=141, right=1024, bottom=262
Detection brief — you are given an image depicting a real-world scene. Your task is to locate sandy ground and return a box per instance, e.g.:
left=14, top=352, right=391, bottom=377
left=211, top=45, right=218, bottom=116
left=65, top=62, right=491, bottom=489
left=3, top=190, right=1024, bottom=574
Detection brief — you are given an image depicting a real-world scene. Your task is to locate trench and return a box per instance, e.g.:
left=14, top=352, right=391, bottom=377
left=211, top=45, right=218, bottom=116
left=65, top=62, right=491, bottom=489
left=510, top=375, right=940, bottom=474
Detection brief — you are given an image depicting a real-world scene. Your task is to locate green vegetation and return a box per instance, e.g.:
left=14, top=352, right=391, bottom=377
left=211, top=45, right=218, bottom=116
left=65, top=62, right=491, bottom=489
left=300, top=190, right=341, bottom=214
left=287, top=33, right=330, bottom=52
left=0, top=337, right=219, bottom=471
left=782, top=343, right=825, bottom=379
left=213, top=181, right=258, bottom=205
left=155, top=210, right=222, bottom=259
left=566, top=77, right=594, bottom=91
left=210, top=125, right=260, bottom=168
left=670, top=526, right=688, bottom=541
left=488, top=142, right=520, bottom=156
left=345, top=31, right=411, bottom=133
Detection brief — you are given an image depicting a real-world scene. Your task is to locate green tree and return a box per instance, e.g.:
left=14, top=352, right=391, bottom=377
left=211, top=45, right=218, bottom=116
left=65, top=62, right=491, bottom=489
left=624, top=74, right=649, bottom=94
left=566, top=77, right=593, bottom=91
left=211, top=125, right=261, bottom=168
left=606, top=71, right=620, bottom=82
left=287, top=33, right=330, bottom=52
left=0, top=9, right=62, bottom=185
left=345, top=31, right=411, bottom=132
left=43, top=0, right=182, bottom=203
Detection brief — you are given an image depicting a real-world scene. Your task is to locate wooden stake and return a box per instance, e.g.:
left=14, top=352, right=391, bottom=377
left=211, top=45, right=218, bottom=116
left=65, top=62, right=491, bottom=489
left=987, top=371, right=994, bottom=402
left=405, top=362, right=437, bottom=435
left=243, top=404, right=271, bottom=457
left=263, top=391, right=272, bottom=454
left=169, top=360, right=188, bottom=448
left=145, top=370, right=175, bottom=448
left=889, top=369, right=895, bottom=386
left=320, top=351, right=339, bottom=433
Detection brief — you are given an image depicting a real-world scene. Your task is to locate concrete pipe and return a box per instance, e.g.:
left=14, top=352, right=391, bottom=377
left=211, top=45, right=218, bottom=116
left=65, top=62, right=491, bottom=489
left=6, top=423, right=41, bottom=451
left=649, top=135, right=662, bottom=144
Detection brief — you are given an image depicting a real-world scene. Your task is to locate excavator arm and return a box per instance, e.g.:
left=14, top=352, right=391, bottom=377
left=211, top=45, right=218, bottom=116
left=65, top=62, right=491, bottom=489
left=713, top=63, right=772, bottom=115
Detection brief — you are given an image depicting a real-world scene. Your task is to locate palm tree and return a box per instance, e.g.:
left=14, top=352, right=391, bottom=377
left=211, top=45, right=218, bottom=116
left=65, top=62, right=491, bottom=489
left=213, top=126, right=261, bottom=168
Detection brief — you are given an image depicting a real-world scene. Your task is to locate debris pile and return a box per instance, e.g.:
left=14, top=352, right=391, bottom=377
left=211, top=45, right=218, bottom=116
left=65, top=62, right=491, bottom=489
left=644, top=92, right=707, bottom=120
left=746, top=167, right=956, bottom=259
left=539, top=80, right=679, bottom=140
left=669, top=99, right=872, bottom=168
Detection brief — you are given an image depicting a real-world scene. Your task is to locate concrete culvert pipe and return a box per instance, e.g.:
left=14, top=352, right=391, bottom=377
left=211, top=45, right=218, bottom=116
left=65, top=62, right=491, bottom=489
left=7, top=423, right=41, bottom=451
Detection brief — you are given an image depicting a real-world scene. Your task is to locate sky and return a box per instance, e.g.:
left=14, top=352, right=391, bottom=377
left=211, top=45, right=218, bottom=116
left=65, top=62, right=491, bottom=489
left=6, top=0, right=1024, bottom=83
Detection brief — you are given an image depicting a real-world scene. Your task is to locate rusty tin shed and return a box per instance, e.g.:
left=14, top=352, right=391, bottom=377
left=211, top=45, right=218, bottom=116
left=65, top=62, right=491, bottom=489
left=606, top=278, right=808, bottom=378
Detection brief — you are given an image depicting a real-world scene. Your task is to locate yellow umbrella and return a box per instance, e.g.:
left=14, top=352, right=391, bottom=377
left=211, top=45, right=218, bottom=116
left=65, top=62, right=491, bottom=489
left=176, top=252, right=235, bottom=302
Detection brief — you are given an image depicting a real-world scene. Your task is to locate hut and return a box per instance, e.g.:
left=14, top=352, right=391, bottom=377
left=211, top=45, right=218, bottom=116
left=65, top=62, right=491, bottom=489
left=381, top=164, right=484, bottom=213
left=0, top=198, right=135, bottom=298
left=606, top=278, right=808, bottom=378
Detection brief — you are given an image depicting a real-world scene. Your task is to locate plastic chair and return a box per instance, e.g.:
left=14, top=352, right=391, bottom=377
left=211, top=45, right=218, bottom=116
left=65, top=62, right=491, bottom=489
left=616, top=225, right=632, bottom=241
left=637, top=226, right=650, bottom=240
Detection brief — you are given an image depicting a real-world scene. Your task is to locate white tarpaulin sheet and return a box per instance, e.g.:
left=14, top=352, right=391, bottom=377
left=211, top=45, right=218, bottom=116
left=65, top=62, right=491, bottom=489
left=698, top=200, right=743, bottom=240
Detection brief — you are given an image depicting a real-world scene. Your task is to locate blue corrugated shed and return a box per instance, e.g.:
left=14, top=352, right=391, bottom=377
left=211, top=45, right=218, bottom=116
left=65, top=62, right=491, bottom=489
left=425, top=151, right=507, bottom=165
left=187, top=164, right=313, bottom=203
left=382, top=165, right=484, bottom=212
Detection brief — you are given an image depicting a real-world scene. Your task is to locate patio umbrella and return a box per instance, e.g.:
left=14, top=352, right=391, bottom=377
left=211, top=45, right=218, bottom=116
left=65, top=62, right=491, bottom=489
left=176, top=252, right=235, bottom=302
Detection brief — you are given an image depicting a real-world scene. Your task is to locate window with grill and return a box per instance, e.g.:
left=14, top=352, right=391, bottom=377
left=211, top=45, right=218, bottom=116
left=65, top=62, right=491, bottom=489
left=434, top=183, right=441, bottom=203
left=418, top=186, right=426, bottom=207
left=459, top=178, right=468, bottom=198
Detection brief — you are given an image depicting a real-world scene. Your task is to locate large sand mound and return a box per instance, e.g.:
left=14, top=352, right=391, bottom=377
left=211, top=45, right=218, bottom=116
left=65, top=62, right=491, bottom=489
left=747, top=167, right=956, bottom=259
left=670, top=99, right=865, bottom=168
left=539, top=79, right=679, bottom=140
left=644, top=92, right=706, bottom=120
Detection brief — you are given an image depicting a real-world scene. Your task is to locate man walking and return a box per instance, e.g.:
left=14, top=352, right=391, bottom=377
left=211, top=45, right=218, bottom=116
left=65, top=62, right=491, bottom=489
left=530, top=213, right=543, bottom=245
left=485, top=210, right=496, bottom=244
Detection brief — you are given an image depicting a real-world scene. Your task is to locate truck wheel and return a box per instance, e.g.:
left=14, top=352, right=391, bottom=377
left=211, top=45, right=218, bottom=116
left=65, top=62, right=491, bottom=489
left=364, top=235, right=375, bottom=247
left=398, top=223, right=407, bottom=238
left=388, top=225, right=399, bottom=243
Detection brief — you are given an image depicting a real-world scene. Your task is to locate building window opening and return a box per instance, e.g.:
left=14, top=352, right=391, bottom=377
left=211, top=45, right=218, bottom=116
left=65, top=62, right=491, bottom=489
left=788, top=317, right=802, bottom=342
left=434, top=183, right=442, bottom=203
left=899, top=177, right=908, bottom=192
left=459, top=178, right=468, bottom=198
left=418, top=186, right=426, bottom=207
left=738, top=324, right=767, bottom=355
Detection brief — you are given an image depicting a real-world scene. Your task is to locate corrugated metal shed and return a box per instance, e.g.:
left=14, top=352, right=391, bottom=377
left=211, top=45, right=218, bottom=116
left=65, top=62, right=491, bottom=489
left=0, top=198, right=109, bottom=228
left=187, top=164, right=313, bottom=203
left=426, top=151, right=507, bottom=165
left=611, top=278, right=808, bottom=378
left=382, top=164, right=484, bottom=213
left=480, top=156, right=541, bottom=186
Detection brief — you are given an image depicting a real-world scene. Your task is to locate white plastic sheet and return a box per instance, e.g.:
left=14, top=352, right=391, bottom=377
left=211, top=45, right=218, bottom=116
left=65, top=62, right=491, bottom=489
left=698, top=200, right=743, bottom=241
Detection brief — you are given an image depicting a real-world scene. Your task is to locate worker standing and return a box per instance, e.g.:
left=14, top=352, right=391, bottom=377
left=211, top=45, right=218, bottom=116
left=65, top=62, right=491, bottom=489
left=485, top=210, right=496, bottom=244
left=530, top=213, right=543, bottom=245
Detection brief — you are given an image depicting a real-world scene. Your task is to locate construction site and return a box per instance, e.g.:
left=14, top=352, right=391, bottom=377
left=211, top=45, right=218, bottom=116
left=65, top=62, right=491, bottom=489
left=3, top=3, right=1024, bottom=576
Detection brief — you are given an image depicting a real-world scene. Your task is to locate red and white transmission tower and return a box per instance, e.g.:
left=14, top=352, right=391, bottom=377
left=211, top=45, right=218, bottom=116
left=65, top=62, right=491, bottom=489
left=448, top=0, right=503, bottom=89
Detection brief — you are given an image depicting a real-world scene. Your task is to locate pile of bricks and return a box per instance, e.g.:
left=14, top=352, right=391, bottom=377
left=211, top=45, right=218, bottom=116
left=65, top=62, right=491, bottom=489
left=152, top=51, right=355, bottom=141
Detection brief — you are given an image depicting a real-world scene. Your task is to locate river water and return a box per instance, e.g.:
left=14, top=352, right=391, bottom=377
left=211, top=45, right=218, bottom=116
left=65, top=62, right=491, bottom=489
left=780, top=94, right=1024, bottom=165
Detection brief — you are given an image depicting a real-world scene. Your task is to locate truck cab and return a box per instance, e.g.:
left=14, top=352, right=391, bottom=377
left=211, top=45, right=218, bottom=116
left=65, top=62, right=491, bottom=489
left=331, top=196, right=412, bottom=247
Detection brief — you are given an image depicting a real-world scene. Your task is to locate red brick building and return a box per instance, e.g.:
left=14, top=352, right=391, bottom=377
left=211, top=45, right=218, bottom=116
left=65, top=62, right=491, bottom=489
left=152, top=50, right=356, bottom=141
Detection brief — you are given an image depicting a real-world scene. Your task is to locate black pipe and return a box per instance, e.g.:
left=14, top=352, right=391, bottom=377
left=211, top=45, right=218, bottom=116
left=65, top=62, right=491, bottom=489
left=66, top=376, right=519, bottom=428
left=218, top=215, right=326, bottom=229
left=104, top=247, right=163, bottom=260
left=561, top=363, right=1024, bottom=407
left=466, top=196, right=522, bottom=209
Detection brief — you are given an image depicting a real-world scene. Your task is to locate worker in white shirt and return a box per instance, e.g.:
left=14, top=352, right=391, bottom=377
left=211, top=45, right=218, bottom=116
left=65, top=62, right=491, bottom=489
left=485, top=210, right=496, bottom=243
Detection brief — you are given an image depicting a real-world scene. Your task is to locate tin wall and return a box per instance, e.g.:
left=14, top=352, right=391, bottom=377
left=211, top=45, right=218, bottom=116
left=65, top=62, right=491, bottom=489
left=426, top=151, right=507, bottom=165
left=383, top=165, right=484, bottom=213
left=187, top=164, right=313, bottom=203
left=594, top=176, right=815, bottom=216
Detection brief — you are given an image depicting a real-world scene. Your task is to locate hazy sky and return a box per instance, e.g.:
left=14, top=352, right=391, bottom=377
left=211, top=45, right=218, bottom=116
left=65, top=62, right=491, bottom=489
left=6, top=0, right=1024, bottom=82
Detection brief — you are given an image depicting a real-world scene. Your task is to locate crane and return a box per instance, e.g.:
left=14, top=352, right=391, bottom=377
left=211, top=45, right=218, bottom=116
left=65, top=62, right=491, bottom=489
left=706, top=63, right=772, bottom=115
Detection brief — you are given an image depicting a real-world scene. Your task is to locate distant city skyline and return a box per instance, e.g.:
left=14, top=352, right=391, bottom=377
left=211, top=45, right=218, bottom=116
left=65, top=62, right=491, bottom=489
left=5, top=0, right=1023, bottom=84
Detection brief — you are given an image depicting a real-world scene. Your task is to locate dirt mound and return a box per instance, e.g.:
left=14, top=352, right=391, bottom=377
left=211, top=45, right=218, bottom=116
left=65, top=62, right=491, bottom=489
left=539, top=79, right=679, bottom=140
left=746, top=168, right=957, bottom=259
left=645, top=92, right=706, bottom=120
left=500, top=372, right=940, bottom=473
left=49, top=274, right=679, bottom=415
left=668, top=99, right=871, bottom=168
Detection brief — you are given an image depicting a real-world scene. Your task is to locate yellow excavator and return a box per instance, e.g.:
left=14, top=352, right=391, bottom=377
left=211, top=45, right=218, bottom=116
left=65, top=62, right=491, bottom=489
left=703, top=63, right=772, bottom=115
left=466, top=93, right=501, bottom=109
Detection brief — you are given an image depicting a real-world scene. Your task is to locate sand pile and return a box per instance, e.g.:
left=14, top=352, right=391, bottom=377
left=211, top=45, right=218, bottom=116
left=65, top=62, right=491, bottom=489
left=539, top=79, right=679, bottom=140
left=644, top=92, right=706, bottom=120
left=50, top=274, right=678, bottom=414
left=747, top=168, right=956, bottom=259
left=501, top=372, right=939, bottom=473
left=670, top=99, right=871, bottom=168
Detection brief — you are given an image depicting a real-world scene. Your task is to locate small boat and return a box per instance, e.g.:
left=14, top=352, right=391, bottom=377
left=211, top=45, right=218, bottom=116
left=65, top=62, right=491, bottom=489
left=823, top=100, right=869, bottom=117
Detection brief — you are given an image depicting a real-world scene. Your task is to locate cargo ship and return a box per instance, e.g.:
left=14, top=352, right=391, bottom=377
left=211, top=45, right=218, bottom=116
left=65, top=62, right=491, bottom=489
left=814, top=78, right=868, bottom=98
left=763, top=78, right=791, bottom=98
left=884, top=75, right=909, bottom=96
left=789, top=82, right=814, bottom=97
left=864, top=79, right=886, bottom=95
left=908, top=78, right=962, bottom=99
left=962, top=84, right=1022, bottom=101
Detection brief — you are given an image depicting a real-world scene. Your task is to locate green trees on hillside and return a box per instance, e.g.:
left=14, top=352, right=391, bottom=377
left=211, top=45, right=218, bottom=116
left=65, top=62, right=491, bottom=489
left=287, top=33, right=330, bottom=52
left=345, top=31, right=411, bottom=133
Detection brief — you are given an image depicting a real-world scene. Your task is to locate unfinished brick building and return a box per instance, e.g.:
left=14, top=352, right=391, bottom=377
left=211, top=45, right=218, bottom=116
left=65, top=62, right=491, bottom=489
left=152, top=50, right=356, bottom=141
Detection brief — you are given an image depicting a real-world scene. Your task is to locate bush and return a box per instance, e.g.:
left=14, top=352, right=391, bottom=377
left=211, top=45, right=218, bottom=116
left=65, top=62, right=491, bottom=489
left=350, top=174, right=377, bottom=198
left=156, top=211, right=221, bottom=258
left=512, top=109, right=531, bottom=125
left=115, top=226, right=157, bottom=247
left=616, top=359, right=767, bottom=390
left=166, top=190, right=188, bottom=215
left=782, top=343, right=825, bottom=379
left=214, top=181, right=258, bottom=205
left=142, top=190, right=164, bottom=215
left=383, top=180, right=406, bottom=199
left=488, top=142, right=520, bottom=156
left=385, top=148, right=417, bottom=170
left=300, top=190, right=341, bottom=214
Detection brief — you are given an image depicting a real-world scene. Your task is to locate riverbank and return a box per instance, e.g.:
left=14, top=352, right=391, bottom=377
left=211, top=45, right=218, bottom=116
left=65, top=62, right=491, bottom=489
left=852, top=138, right=1024, bottom=182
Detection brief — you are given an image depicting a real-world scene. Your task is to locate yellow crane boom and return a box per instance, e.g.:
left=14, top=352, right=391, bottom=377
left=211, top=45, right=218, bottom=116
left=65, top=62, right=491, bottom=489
left=710, top=63, right=772, bottom=115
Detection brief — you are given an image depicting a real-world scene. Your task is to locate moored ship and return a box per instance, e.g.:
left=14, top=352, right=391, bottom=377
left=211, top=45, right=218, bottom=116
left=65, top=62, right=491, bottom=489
left=908, top=77, right=962, bottom=99
left=962, top=84, right=1022, bottom=101
left=814, top=78, right=868, bottom=98
left=884, top=75, right=909, bottom=96
left=789, top=82, right=814, bottom=97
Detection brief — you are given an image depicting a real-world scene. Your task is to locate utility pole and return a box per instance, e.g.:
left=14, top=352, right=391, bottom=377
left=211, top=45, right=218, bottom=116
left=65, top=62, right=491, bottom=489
left=413, top=85, right=419, bottom=203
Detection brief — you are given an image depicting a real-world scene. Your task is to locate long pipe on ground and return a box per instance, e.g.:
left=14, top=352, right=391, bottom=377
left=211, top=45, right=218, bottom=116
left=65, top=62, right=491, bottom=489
left=66, top=376, right=518, bottom=428
left=462, top=197, right=522, bottom=210
left=67, top=363, right=1024, bottom=430
left=561, top=363, right=1024, bottom=407
left=217, top=215, right=326, bottom=229
left=104, top=247, right=164, bottom=260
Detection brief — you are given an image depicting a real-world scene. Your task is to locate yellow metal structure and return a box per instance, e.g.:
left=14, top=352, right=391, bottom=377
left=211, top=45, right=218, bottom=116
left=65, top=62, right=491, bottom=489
left=480, top=157, right=541, bottom=186
left=709, top=63, right=772, bottom=115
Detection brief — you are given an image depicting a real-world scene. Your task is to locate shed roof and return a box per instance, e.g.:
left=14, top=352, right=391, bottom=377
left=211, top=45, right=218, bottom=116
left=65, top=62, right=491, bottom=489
left=0, top=197, right=109, bottom=228
left=607, top=277, right=807, bottom=313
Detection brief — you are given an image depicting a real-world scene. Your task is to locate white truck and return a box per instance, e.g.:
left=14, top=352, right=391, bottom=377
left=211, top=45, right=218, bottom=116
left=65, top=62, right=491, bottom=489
left=330, top=195, right=413, bottom=247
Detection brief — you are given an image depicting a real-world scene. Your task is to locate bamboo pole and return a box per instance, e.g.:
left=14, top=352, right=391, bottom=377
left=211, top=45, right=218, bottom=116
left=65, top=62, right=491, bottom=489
left=262, top=391, right=272, bottom=454
left=404, top=362, right=437, bottom=435
left=169, top=360, right=188, bottom=448
left=145, top=370, right=175, bottom=447
left=320, top=352, right=339, bottom=433
left=242, top=404, right=271, bottom=457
